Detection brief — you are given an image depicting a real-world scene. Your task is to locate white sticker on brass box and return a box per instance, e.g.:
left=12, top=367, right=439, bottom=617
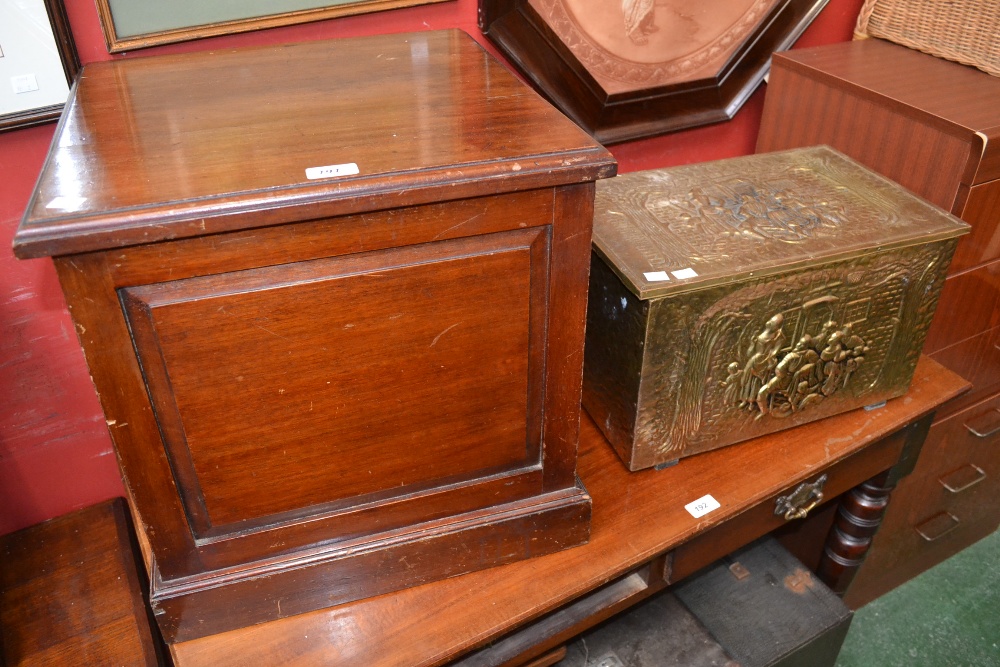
left=643, top=271, right=670, bottom=282
left=684, top=494, right=720, bottom=518
left=305, top=163, right=360, bottom=180
left=671, top=267, right=698, bottom=280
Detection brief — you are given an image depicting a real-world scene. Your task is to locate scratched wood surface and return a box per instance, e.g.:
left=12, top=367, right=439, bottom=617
left=13, top=30, right=614, bottom=259
left=19, top=29, right=615, bottom=643
left=170, top=357, right=967, bottom=667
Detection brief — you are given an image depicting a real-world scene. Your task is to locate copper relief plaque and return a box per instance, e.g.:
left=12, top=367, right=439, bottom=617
left=480, top=0, right=829, bottom=142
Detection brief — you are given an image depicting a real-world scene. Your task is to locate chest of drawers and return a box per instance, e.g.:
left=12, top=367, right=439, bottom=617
left=757, top=38, right=1000, bottom=604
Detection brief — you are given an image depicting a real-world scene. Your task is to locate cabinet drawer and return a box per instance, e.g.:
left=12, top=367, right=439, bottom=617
left=924, top=258, right=1000, bottom=354
left=953, top=179, right=1000, bottom=274
left=930, top=325, right=1000, bottom=419
left=912, top=393, right=1000, bottom=491
left=845, top=394, right=1000, bottom=606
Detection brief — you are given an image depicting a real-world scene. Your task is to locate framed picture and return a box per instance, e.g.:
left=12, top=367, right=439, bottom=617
left=95, top=0, right=452, bottom=53
left=0, top=0, right=79, bottom=132
left=480, top=0, right=829, bottom=143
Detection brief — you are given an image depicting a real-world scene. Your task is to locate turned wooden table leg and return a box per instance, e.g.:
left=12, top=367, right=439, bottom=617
left=816, top=411, right=935, bottom=596
left=816, top=470, right=895, bottom=595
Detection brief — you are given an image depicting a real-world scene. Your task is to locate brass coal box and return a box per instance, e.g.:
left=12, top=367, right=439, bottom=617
left=583, top=147, right=969, bottom=471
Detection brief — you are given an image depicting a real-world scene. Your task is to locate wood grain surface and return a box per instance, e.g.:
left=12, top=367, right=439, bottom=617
left=27, top=29, right=615, bottom=643
left=0, top=499, right=164, bottom=666
left=170, top=357, right=967, bottom=667
left=759, top=39, right=1000, bottom=190
left=14, top=30, right=614, bottom=258
left=844, top=392, right=1000, bottom=607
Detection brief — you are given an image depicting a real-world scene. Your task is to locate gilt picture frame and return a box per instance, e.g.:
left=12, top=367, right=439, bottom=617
left=0, top=0, right=79, bottom=132
left=480, top=0, right=829, bottom=143
left=95, top=0, right=452, bottom=53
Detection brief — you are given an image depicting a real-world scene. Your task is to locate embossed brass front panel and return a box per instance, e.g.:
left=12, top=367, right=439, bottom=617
left=583, top=147, right=969, bottom=470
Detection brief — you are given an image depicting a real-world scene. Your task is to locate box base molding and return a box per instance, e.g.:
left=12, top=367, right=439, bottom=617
left=151, top=483, right=592, bottom=642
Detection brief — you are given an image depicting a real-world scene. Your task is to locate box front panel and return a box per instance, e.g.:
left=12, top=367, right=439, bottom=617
left=637, top=239, right=957, bottom=464
left=120, top=229, right=547, bottom=540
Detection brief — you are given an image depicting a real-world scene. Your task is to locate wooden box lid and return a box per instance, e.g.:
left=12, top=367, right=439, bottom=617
left=592, top=146, right=970, bottom=301
left=14, top=29, right=615, bottom=259
left=771, top=39, right=1000, bottom=186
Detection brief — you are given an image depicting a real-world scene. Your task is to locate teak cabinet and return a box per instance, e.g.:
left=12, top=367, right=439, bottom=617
left=757, top=38, right=1000, bottom=605
left=13, top=30, right=616, bottom=642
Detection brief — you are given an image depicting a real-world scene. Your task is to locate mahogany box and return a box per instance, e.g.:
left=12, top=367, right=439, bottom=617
left=582, top=147, right=967, bottom=471
left=12, top=30, right=615, bottom=642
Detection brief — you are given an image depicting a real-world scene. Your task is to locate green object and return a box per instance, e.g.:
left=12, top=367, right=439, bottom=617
left=837, top=529, right=1000, bottom=667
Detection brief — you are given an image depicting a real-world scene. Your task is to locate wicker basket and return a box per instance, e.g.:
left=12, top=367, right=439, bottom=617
left=855, top=0, right=1000, bottom=77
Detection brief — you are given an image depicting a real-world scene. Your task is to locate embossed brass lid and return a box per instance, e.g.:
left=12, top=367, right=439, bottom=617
left=593, top=147, right=970, bottom=300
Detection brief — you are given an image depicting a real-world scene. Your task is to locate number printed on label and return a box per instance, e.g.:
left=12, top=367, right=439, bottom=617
left=305, top=162, right=360, bottom=180
left=684, top=494, right=720, bottom=519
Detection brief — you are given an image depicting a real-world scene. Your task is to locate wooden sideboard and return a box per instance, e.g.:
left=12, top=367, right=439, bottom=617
left=757, top=39, right=1000, bottom=606
left=163, top=357, right=965, bottom=667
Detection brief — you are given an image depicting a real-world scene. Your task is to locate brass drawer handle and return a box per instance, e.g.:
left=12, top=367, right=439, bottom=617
left=939, top=464, right=987, bottom=493
left=916, top=512, right=960, bottom=542
left=965, top=407, right=1000, bottom=438
left=775, top=474, right=827, bottom=521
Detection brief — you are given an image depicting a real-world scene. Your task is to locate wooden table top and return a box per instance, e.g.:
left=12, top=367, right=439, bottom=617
left=171, top=356, right=968, bottom=667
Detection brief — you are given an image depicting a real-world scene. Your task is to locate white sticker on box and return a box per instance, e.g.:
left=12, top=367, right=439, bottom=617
left=305, top=162, right=360, bottom=180
left=643, top=271, right=670, bottom=282
left=671, top=267, right=698, bottom=280
left=684, top=494, right=721, bottom=519
left=46, top=196, right=87, bottom=211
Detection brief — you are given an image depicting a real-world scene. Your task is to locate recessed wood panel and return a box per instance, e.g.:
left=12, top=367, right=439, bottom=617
left=25, top=31, right=610, bottom=641
left=122, top=229, right=547, bottom=535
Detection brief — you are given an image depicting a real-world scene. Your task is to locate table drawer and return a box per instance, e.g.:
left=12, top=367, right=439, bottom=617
left=669, top=424, right=911, bottom=583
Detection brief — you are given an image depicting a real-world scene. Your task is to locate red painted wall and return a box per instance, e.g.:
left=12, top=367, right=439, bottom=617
left=0, top=0, right=864, bottom=535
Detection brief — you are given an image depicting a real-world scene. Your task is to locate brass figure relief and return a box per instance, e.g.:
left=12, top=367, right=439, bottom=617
left=723, top=313, right=871, bottom=419
left=583, top=148, right=969, bottom=470
left=634, top=239, right=952, bottom=459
